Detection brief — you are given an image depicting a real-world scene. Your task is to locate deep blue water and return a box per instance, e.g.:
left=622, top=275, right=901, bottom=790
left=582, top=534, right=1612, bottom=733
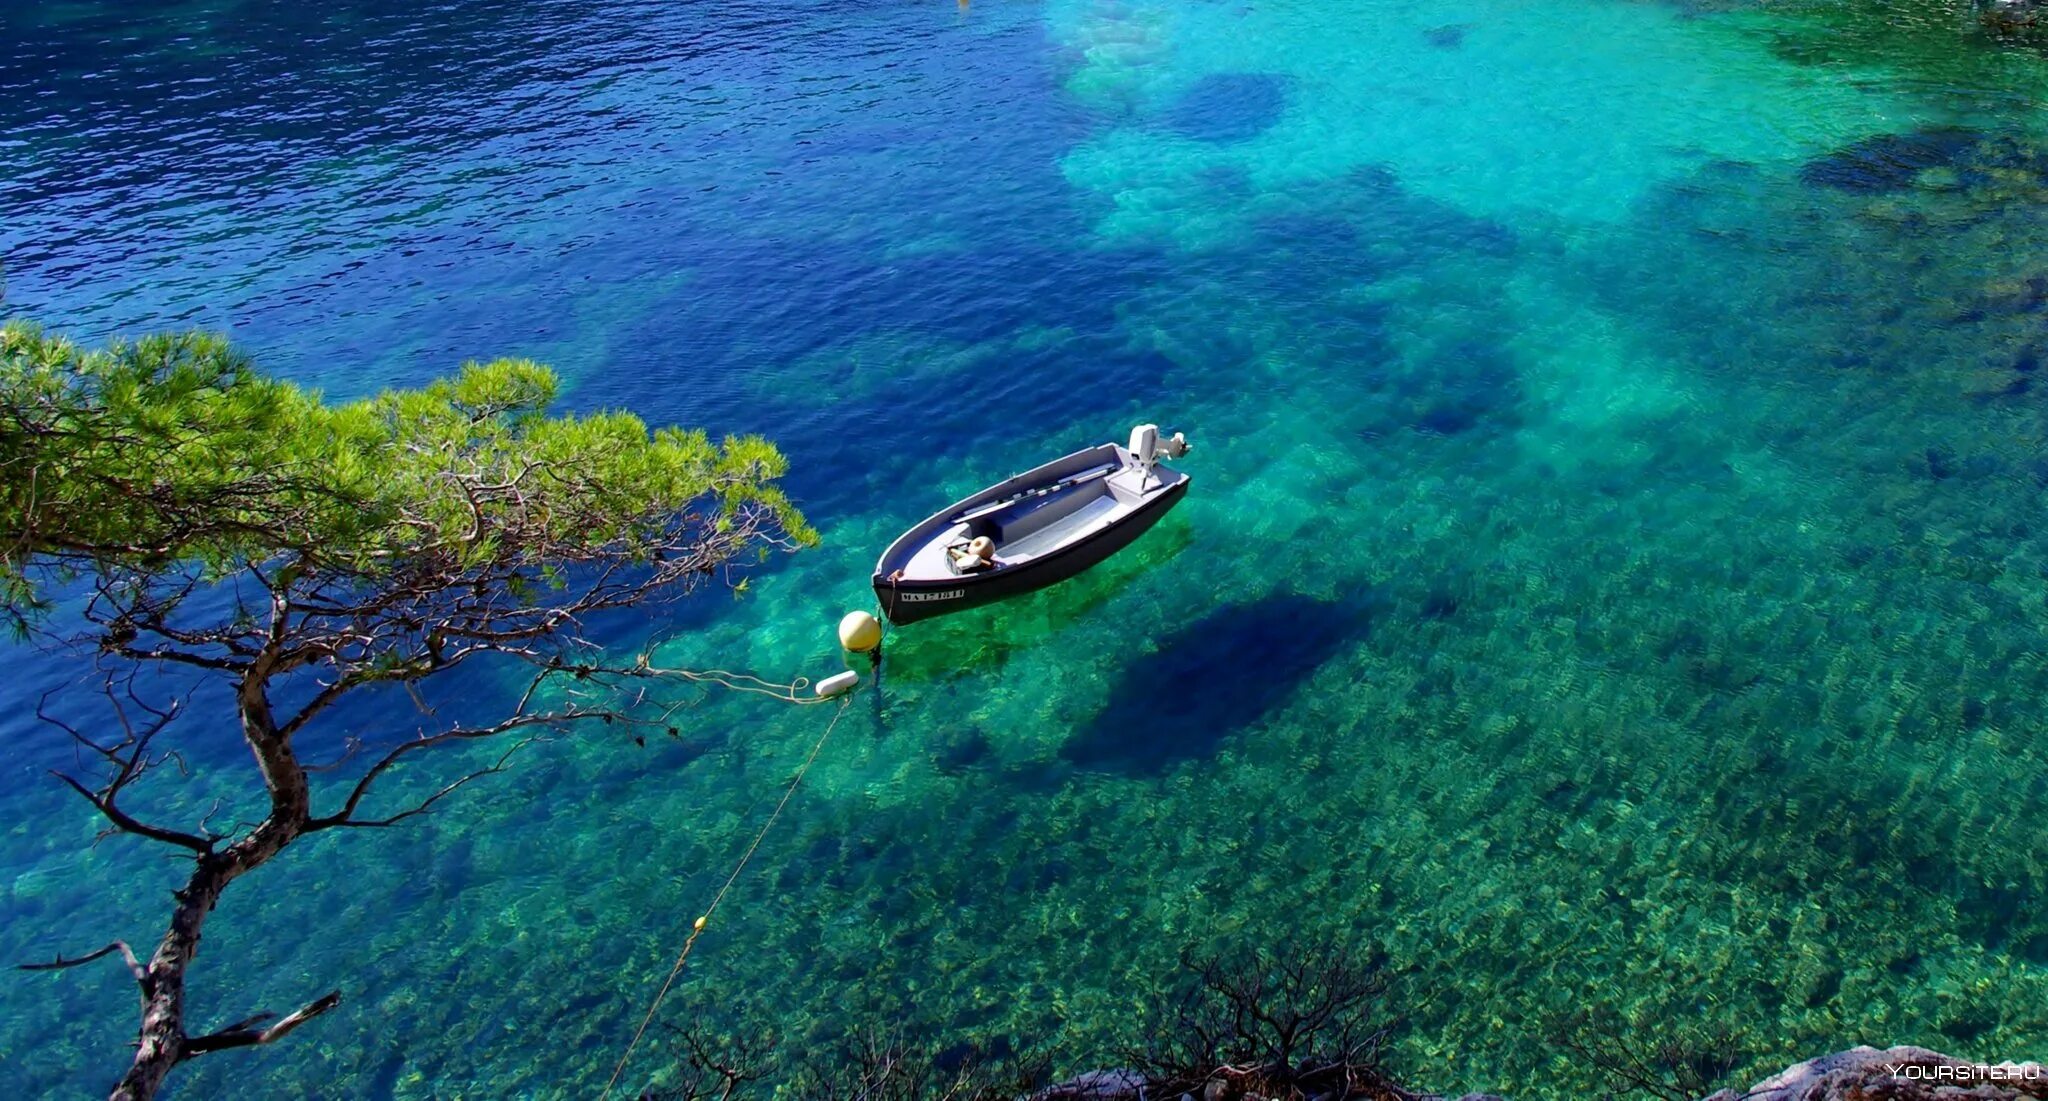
left=10, top=0, right=2048, bottom=1098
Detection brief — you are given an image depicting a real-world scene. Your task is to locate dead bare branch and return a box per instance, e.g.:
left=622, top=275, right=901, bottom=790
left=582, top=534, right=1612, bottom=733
left=181, top=992, right=343, bottom=1059
left=309, top=735, right=544, bottom=829
left=1127, top=942, right=1418, bottom=1101
left=1546, top=1006, right=1752, bottom=1101
left=48, top=771, right=213, bottom=853
left=17, top=941, right=144, bottom=982
left=38, top=678, right=216, bottom=854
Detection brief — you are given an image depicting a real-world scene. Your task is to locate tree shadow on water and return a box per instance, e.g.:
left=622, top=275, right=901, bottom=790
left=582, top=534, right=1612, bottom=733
left=1059, top=593, right=1371, bottom=776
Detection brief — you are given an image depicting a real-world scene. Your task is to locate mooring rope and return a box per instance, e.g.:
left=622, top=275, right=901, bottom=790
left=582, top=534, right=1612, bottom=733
left=639, top=660, right=840, bottom=705
left=601, top=693, right=855, bottom=1099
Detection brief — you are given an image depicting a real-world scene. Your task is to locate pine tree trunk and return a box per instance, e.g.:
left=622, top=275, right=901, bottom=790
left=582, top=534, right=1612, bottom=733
left=110, top=672, right=311, bottom=1101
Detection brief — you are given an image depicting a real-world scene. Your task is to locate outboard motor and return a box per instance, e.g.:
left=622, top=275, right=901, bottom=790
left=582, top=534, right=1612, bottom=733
left=1127, top=423, right=1190, bottom=487
left=1128, top=423, right=1160, bottom=468
left=1127, top=424, right=1191, bottom=467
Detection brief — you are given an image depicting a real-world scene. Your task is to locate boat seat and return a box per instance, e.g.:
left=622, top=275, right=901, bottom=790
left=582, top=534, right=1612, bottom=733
left=997, top=493, right=1124, bottom=559
left=989, top=482, right=1111, bottom=544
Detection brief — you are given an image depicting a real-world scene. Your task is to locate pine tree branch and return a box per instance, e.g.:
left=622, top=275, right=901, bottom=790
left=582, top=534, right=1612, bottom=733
left=180, top=992, right=342, bottom=1059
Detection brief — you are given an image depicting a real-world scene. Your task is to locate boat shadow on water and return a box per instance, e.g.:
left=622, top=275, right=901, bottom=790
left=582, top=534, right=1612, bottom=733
left=1058, top=591, right=1380, bottom=777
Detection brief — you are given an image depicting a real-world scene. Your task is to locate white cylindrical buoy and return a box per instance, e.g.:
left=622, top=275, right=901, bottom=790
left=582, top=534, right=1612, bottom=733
left=837, top=610, right=883, bottom=653
left=816, top=670, right=860, bottom=698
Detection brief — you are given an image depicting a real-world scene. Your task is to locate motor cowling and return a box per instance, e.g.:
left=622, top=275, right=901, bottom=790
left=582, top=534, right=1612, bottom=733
left=1128, top=423, right=1160, bottom=467
left=1128, top=423, right=1190, bottom=467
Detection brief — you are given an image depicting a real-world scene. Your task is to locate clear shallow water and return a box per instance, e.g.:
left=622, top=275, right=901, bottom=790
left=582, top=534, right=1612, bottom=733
left=8, top=0, right=2048, bottom=1096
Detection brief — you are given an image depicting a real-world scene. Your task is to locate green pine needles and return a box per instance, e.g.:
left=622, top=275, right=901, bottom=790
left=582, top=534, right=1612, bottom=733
left=0, top=321, right=812, bottom=625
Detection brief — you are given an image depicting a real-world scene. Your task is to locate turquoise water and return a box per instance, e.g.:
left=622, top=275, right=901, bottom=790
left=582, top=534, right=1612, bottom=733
left=9, top=0, right=2048, bottom=1096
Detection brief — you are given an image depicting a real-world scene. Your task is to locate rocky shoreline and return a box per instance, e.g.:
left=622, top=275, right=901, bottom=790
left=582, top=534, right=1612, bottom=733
left=1703, top=1047, right=2047, bottom=1101
left=1040, top=1047, right=2048, bottom=1101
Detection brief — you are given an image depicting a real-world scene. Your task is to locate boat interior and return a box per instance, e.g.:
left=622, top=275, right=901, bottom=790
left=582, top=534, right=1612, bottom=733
left=891, top=460, right=1172, bottom=582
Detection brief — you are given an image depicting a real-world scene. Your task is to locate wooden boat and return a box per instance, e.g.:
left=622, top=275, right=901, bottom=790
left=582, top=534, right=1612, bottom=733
left=872, top=425, right=1191, bottom=625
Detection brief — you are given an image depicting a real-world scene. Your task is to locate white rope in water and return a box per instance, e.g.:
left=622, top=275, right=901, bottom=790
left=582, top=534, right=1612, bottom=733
left=651, top=664, right=836, bottom=704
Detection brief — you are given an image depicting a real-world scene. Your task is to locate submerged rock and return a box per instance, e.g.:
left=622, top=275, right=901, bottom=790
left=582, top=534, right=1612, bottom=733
left=1032, top=1069, right=1147, bottom=1098
left=1981, top=0, right=2041, bottom=33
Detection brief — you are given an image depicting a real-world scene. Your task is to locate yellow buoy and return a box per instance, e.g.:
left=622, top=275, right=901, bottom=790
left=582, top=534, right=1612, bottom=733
left=837, top=610, right=883, bottom=653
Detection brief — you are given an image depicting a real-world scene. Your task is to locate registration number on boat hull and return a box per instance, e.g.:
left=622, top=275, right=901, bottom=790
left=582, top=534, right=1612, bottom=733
left=900, top=589, right=966, bottom=602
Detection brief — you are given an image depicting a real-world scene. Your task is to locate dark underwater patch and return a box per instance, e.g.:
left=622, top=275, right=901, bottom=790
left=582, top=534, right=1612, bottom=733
left=1059, top=593, right=1370, bottom=775
left=1402, top=340, right=1524, bottom=437
left=1919, top=444, right=2001, bottom=482
left=1798, top=127, right=1982, bottom=193
left=1232, top=165, right=1515, bottom=308
left=1414, top=402, right=1482, bottom=435
left=365, top=1055, right=405, bottom=1101
left=1251, top=208, right=1364, bottom=254
left=1939, top=1006, right=2000, bottom=1044
left=932, top=726, right=994, bottom=775
left=1166, top=72, right=1289, bottom=144
left=1423, top=24, right=1471, bottom=49
left=1419, top=578, right=1464, bottom=619
left=1194, top=161, right=1257, bottom=201
left=1337, top=164, right=1517, bottom=259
